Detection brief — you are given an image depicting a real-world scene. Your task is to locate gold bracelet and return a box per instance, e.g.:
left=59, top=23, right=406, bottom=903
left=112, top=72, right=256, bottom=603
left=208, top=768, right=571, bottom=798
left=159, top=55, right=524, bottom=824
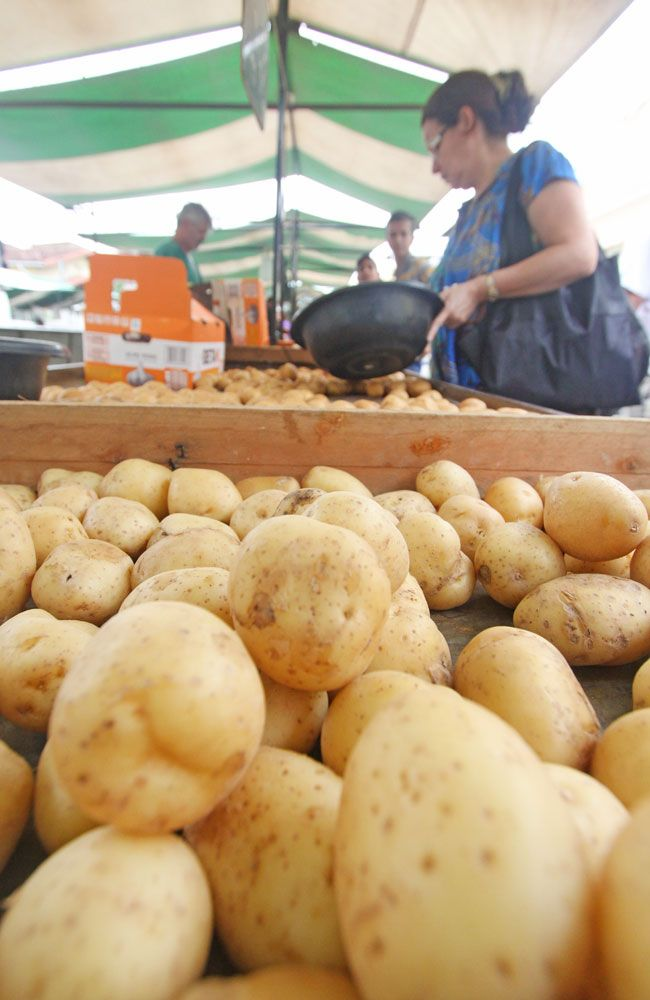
left=485, top=273, right=499, bottom=302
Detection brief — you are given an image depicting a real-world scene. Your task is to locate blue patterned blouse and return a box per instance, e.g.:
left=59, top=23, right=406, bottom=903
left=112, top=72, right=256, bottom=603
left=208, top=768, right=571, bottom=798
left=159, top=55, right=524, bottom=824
left=430, top=141, right=577, bottom=386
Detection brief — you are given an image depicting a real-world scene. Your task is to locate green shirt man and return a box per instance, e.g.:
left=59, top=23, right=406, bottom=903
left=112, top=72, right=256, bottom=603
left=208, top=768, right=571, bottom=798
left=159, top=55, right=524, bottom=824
left=154, top=202, right=211, bottom=284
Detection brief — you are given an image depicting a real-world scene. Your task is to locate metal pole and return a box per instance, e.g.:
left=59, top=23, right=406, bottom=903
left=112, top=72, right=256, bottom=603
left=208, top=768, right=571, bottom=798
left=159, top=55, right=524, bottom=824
left=271, top=0, right=289, bottom=343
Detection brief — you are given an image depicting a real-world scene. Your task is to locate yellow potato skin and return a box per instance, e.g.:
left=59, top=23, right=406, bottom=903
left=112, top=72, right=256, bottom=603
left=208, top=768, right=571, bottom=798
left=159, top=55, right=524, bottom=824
left=82, top=496, right=159, bottom=558
left=632, top=657, right=650, bottom=708
left=34, top=740, right=99, bottom=853
left=230, top=490, right=288, bottom=540
left=22, top=504, right=87, bottom=566
left=99, top=458, right=172, bottom=519
left=168, top=467, right=242, bottom=523
left=415, top=459, right=479, bottom=507
left=513, top=574, right=650, bottom=666
left=0, top=826, right=213, bottom=1000
left=630, top=535, right=650, bottom=588
left=31, top=539, right=133, bottom=625
left=373, top=490, right=435, bottom=520
left=228, top=516, right=391, bottom=691
left=484, top=476, right=544, bottom=527
left=260, top=672, right=328, bottom=753
left=454, top=626, right=600, bottom=768
left=131, top=527, right=239, bottom=586
left=364, top=608, right=452, bottom=686
left=48, top=601, right=265, bottom=833
left=474, top=522, right=566, bottom=609
left=121, top=566, right=232, bottom=625
left=0, top=508, right=37, bottom=624
left=590, top=708, right=650, bottom=808
left=176, top=965, right=361, bottom=999
left=185, top=746, right=345, bottom=972
left=235, top=475, right=300, bottom=499
left=0, top=740, right=33, bottom=873
left=301, top=465, right=371, bottom=496
left=335, top=687, right=590, bottom=1000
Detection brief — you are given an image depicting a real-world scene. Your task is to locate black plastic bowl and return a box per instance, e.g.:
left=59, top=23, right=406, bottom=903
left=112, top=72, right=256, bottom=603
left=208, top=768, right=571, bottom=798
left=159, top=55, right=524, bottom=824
left=0, top=336, right=70, bottom=400
left=291, top=282, right=444, bottom=380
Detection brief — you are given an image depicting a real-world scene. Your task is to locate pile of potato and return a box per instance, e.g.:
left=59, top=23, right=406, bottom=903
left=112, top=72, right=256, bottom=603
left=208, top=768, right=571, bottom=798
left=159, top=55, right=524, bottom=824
left=40, top=363, right=531, bottom=414
left=2, top=457, right=650, bottom=999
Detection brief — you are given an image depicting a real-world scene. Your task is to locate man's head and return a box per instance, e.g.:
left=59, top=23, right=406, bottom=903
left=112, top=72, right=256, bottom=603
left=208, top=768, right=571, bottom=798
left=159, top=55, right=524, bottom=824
left=356, top=253, right=380, bottom=283
left=386, top=211, right=418, bottom=265
left=175, top=203, right=212, bottom=252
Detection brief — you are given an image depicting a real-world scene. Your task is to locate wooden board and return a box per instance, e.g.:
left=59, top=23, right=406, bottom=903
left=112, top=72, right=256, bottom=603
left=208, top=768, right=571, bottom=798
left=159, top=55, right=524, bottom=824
left=1, top=402, right=649, bottom=493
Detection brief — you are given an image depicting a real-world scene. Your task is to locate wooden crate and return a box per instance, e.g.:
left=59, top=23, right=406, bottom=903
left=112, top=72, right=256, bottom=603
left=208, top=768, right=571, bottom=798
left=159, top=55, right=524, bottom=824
left=2, top=401, right=649, bottom=493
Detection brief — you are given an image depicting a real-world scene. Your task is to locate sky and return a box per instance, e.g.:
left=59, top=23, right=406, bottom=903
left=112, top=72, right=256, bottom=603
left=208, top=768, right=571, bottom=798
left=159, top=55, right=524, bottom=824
left=0, top=0, right=649, bottom=281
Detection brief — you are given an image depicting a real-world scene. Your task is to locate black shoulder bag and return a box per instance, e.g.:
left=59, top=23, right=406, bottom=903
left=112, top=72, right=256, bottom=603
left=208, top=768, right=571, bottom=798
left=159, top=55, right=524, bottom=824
left=459, top=152, right=649, bottom=413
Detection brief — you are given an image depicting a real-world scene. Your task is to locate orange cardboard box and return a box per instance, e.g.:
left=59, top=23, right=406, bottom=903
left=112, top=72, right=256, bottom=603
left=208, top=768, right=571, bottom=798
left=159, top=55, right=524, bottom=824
left=84, top=255, right=226, bottom=388
left=212, top=278, right=269, bottom=346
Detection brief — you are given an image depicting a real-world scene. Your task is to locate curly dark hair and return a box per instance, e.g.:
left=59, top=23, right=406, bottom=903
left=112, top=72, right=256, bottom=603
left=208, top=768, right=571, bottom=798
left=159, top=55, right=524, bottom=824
left=421, top=69, right=537, bottom=137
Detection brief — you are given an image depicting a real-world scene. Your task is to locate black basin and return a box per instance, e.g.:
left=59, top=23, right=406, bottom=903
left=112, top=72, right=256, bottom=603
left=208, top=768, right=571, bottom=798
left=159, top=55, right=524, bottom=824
left=291, top=282, right=443, bottom=380
left=0, top=336, right=70, bottom=399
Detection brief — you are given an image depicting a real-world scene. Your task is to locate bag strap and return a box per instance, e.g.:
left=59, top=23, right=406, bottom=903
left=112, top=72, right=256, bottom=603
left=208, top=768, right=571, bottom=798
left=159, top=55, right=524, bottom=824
left=499, top=150, right=536, bottom=268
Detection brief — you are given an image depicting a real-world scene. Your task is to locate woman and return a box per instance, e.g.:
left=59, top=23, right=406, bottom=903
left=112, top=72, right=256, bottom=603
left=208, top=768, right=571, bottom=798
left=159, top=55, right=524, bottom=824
left=422, top=70, right=598, bottom=386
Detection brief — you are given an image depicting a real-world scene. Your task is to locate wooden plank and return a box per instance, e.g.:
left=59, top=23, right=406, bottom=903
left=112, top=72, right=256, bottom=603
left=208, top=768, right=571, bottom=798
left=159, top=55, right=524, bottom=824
left=1, top=402, right=650, bottom=492
left=225, top=345, right=315, bottom=368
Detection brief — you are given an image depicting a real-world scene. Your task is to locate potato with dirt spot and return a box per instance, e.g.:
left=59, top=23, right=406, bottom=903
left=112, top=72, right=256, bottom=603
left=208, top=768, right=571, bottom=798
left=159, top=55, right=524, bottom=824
left=474, top=521, right=566, bottom=608
left=415, top=459, right=479, bottom=507
left=22, top=504, right=87, bottom=566
left=388, top=572, right=430, bottom=616
left=453, top=626, right=600, bottom=768
left=364, top=606, right=452, bottom=686
left=0, top=826, right=213, bottom=1000
left=590, top=708, right=650, bottom=808
left=34, top=740, right=99, bottom=853
left=513, top=573, right=650, bottom=666
left=175, top=965, right=361, bottom=999
left=301, top=466, right=371, bottom=497
left=0, top=487, right=19, bottom=511
left=303, top=491, right=409, bottom=592
left=132, top=527, right=239, bottom=587
left=335, top=685, right=590, bottom=1000
left=373, top=490, right=435, bottom=520
left=0, top=609, right=98, bottom=730
left=48, top=601, right=265, bottom=834
left=397, top=511, right=460, bottom=603
left=32, top=538, right=133, bottom=625
left=228, top=516, right=391, bottom=691
left=0, top=484, right=36, bottom=510
left=186, top=746, right=345, bottom=972
left=543, top=471, right=648, bottom=561
left=484, top=476, right=544, bottom=527
left=0, top=508, right=38, bottom=624
left=146, top=512, right=239, bottom=548
left=31, top=483, right=98, bottom=522
left=82, top=496, right=159, bottom=558
left=0, top=740, right=33, bottom=873
left=230, top=490, right=288, bottom=540
left=99, top=458, right=172, bottom=519
left=168, top=467, right=242, bottom=523
left=121, top=566, right=232, bottom=624
left=437, top=494, right=505, bottom=560
left=260, top=673, right=328, bottom=753
left=273, top=488, right=324, bottom=515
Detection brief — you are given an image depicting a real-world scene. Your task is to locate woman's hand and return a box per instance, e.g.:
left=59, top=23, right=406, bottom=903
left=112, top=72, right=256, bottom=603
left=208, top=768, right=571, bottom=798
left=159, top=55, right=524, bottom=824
left=424, top=277, right=485, bottom=352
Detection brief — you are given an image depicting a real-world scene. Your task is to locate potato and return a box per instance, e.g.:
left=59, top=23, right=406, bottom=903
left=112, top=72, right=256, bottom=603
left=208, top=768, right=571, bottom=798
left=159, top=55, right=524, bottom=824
left=590, top=708, right=650, bottom=808
left=121, top=566, right=232, bottom=625
left=186, top=746, right=345, bottom=971
left=534, top=474, right=557, bottom=502
left=168, top=467, right=242, bottom=523
left=236, top=475, right=300, bottom=499
left=630, top=535, right=650, bottom=587
left=474, top=522, right=566, bottom=608
left=0, top=487, right=19, bottom=511
left=0, top=483, right=36, bottom=510
left=37, top=467, right=103, bottom=496
left=260, top=672, right=328, bottom=753
left=454, top=627, right=600, bottom=768
left=147, top=512, right=239, bottom=548
left=372, top=490, right=435, bottom=520
left=31, top=482, right=98, bottom=521
left=364, top=608, right=452, bottom=685
left=321, top=671, right=436, bottom=775
left=48, top=602, right=265, bottom=833
left=230, top=490, right=288, bottom=540
left=397, top=511, right=460, bottom=606
left=513, top=574, right=650, bottom=666
left=0, top=609, right=98, bottom=731
left=99, top=457, right=172, bottom=519
left=132, top=527, right=239, bottom=587
left=82, top=496, right=159, bottom=558
left=228, top=516, right=391, bottom=691
left=430, top=551, right=476, bottom=610
left=304, top=491, right=409, bottom=592
left=22, top=504, right=87, bottom=566
left=544, top=763, right=628, bottom=880
left=437, top=494, right=505, bottom=559
left=565, top=552, right=632, bottom=578
left=176, top=965, right=361, bottom=999
left=634, top=488, right=650, bottom=517
left=301, top=465, right=372, bottom=497
left=388, top=572, right=430, bottom=616
left=415, top=459, right=479, bottom=507
left=483, top=476, right=544, bottom=527
left=0, top=740, right=33, bottom=873
left=543, top=471, right=648, bottom=561
left=335, top=686, right=590, bottom=1000
left=632, top=657, right=650, bottom=709
left=0, top=507, right=37, bottom=623
left=273, top=488, right=324, bottom=515
left=0, top=826, right=213, bottom=1000
left=596, top=799, right=650, bottom=1000
left=32, top=539, right=133, bottom=625
left=34, top=740, right=99, bottom=853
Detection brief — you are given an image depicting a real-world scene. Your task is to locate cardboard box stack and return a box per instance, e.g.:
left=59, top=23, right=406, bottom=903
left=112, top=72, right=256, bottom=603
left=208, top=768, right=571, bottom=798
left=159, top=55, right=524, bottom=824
left=212, top=278, right=270, bottom=346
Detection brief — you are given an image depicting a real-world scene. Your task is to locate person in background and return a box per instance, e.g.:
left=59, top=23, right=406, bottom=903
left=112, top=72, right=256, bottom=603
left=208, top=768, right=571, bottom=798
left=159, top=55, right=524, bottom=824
left=386, top=211, right=434, bottom=284
left=154, top=203, right=212, bottom=284
left=356, top=253, right=381, bottom=283
left=420, top=69, right=598, bottom=385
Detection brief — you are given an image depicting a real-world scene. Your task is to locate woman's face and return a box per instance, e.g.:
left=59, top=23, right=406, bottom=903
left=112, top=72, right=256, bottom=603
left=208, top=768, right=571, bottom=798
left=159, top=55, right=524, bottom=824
left=422, top=116, right=472, bottom=191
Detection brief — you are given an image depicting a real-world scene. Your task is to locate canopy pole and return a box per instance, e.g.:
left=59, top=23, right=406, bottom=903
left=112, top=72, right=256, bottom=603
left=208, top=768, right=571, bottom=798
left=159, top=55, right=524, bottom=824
left=271, top=0, right=289, bottom=343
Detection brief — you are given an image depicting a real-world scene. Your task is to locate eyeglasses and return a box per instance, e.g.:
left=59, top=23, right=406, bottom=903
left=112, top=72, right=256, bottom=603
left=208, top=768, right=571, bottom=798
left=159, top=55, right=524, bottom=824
left=427, top=126, right=448, bottom=156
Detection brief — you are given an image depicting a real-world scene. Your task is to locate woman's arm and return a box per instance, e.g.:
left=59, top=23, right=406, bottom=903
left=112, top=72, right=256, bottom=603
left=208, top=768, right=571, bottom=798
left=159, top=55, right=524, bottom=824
left=427, top=179, right=599, bottom=343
